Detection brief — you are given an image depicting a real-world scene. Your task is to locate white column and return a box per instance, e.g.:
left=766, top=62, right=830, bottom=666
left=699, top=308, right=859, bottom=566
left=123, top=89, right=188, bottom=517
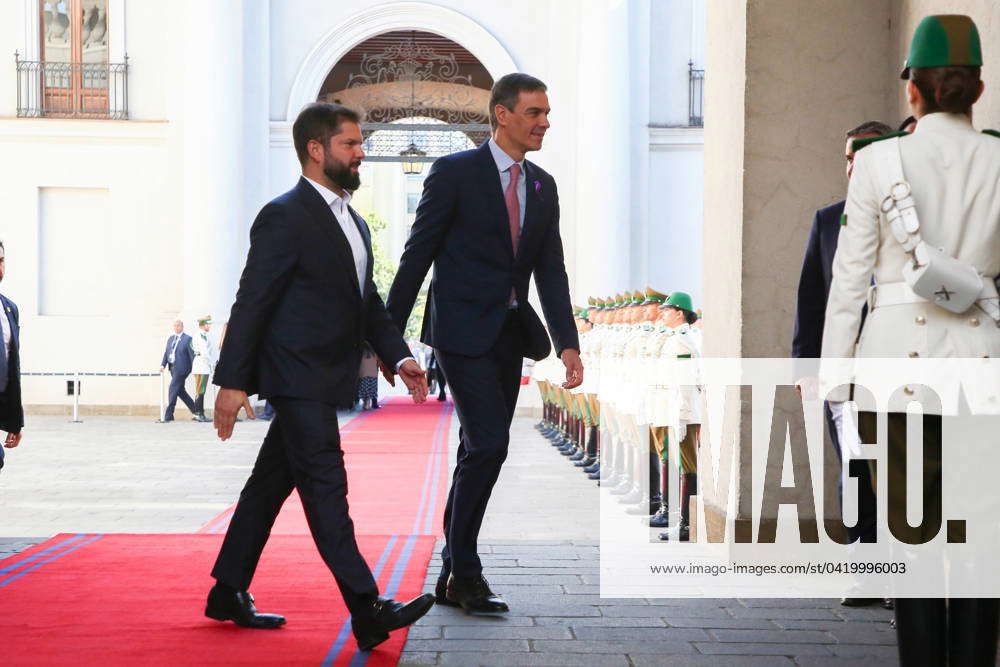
left=242, top=0, right=270, bottom=263
left=573, top=0, right=631, bottom=298
left=180, top=0, right=246, bottom=324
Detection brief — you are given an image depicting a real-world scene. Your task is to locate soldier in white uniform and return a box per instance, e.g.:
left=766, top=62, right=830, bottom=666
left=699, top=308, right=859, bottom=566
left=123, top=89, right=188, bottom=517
left=821, top=15, right=999, bottom=665
left=191, top=315, right=215, bottom=422
left=652, top=292, right=702, bottom=541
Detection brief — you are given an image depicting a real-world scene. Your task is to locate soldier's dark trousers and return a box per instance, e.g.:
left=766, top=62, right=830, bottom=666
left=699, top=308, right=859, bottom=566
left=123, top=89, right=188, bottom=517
left=435, top=312, right=524, bottom=579
left=858, top=411, right=999, bottom=666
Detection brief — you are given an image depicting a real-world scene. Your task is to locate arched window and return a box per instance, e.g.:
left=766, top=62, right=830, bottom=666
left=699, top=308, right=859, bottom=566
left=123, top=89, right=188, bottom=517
left=320, top=31, right=493, bottom=170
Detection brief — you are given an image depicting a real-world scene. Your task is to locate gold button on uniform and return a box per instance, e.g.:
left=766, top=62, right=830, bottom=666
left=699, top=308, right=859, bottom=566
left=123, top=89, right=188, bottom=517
left=909, top=352, right=919, bottom=358
left=970, top=317, right=981, bottom=327
left=915, top=316, right=926, bottom=325
left=904, top=386, right=915, bottom=395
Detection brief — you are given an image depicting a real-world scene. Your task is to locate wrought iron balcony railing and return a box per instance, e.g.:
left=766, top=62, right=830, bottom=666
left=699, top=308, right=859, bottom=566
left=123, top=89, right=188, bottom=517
left=15, top=52, right=128, bottom=120
left=688, top=60, right=704, bottom=127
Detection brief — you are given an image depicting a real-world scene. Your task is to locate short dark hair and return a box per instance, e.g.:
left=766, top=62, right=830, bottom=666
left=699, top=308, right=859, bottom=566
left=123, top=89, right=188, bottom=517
left=845, top=121, right=893, bottom=139
left=488, top=73, right=547, bottom=130
left=911, top=66, right=982, bottom=115
left=666, top=305, right=698, bottom=325
left=292, top=103, right=361, bottom=166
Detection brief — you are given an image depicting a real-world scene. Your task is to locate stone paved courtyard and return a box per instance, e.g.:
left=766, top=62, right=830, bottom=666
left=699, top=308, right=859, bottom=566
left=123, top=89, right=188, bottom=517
left=0, top=403, right=901, bottom=665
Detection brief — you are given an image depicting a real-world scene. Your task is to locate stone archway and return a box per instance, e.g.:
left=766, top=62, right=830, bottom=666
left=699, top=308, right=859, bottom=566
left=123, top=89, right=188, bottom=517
left=284, top=2, right=517, bottom=121
left=320, top=29, right=494, bottom=164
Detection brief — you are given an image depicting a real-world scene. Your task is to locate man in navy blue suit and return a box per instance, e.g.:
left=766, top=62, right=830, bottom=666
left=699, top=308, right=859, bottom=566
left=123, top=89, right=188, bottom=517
left=160, top=319, right=197, bottom=422
left=793, top=120, right=891, bottom=606
left=0, top=241, right=23, bottom=472
left=387, top=73, right=582, bottom=614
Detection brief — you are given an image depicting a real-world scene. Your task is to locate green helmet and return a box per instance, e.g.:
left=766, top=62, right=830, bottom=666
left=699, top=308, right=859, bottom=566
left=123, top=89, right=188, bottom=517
left=901, top=14, right=983, bottom=79
left=660, top=291, right=694, bottom=313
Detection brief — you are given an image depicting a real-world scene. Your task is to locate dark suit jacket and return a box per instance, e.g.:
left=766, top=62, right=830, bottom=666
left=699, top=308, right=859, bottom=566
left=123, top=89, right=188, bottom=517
left=793, top=201, right=845, bottom=358
left=161, top=333, right=194, bottom=377
left=386, top=142, right=578, bottom=361
left=0, top=294, right=23, bottom=436
left=213, top=177, right=410, bottom=405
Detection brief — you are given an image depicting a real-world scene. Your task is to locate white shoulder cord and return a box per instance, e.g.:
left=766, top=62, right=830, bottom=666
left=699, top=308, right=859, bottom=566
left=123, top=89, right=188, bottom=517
left=879, top=137, right=996, bottom=319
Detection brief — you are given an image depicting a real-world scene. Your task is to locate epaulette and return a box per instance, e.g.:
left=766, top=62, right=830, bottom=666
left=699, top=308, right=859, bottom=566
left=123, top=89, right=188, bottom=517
left=851, top=131, right=909, bottom=153
left=984, top=130, right=1000, bottom=139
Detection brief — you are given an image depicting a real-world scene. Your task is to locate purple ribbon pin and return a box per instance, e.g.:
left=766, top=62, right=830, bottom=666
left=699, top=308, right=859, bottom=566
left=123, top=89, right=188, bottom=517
left=534, top=180, right=542, bottom=194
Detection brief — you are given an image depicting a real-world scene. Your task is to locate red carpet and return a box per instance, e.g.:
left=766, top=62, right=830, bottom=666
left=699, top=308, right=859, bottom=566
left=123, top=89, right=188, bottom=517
left=200, top=398, right=453, bottom=537
left=0, top=398, right=454, bottom=666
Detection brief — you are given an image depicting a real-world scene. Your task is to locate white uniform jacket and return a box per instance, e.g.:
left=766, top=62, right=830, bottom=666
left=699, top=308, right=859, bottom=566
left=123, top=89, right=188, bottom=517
left=191, top=330, right=216, bottom=376
left=822, top=113, right=1000, bottom=413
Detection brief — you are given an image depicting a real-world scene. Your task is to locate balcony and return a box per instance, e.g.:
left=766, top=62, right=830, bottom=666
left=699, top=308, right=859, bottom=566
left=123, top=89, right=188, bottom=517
left=15, top=53, right=128, bottom=120
left=688, top=60, right=704, bottom=127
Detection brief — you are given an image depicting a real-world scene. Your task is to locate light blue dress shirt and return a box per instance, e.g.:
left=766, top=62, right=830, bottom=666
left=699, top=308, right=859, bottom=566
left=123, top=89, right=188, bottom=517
left=488, top=138, right=526, bottom=230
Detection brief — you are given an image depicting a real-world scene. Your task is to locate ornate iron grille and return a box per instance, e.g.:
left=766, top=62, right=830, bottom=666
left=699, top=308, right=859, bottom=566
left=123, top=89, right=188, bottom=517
left=688, top=61, right=704, bottom=127
left=361, top=121, right=483, bottom=163
left=15, top=52, right=128, bottom=119
left=328, top=32, right=491, bottom=160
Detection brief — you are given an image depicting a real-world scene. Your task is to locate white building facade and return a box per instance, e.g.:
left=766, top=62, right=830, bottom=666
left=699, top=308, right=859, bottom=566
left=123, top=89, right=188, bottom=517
left=0, top=0, right=704, bottom=408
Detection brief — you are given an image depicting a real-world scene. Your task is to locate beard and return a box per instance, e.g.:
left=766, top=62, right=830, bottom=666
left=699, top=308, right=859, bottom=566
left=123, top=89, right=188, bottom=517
left=323, top=151, right=361, bottom=191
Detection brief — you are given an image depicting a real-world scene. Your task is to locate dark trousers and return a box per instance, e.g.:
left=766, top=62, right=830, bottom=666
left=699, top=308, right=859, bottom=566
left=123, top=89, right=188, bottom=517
left=858, top=411, right=999, bottom=666
left=211, top=397, right=378, bottom=615
left=434, top=366, right=448, bottom=400
left=827, top=402, right=877, bottom=543
left=165, top=369, right=196, bottom=419
left=435, top=312, right=524, bottom=579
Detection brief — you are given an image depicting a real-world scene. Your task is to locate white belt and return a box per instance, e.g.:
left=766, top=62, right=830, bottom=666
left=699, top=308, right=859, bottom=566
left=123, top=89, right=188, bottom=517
left=869, top=280, right=1000, bottom=320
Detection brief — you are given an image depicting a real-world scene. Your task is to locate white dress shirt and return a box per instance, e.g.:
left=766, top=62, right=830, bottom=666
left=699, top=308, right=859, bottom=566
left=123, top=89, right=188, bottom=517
left=304, top=176, right=415, bottom=372
left=304, top=176, right=367, bottom=295
left=0, top=305, right=11, bottom=359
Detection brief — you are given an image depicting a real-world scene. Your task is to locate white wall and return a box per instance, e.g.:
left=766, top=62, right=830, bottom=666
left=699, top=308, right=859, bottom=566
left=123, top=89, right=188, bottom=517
left=0, top=0, right=707, bottom=406
left=648, top=129, right=704, bottom=305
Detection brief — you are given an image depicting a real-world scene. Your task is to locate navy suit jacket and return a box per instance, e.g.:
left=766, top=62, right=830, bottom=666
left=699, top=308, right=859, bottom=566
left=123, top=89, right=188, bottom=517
left=161, top=332, right=194, bottom=377
left=793, top=201, right=845, bottom=358
left=213, top=177, right=409, bottom=405
left=0, top=294, right=23, bottom=437
left=386, top=142, right=578, bottom=361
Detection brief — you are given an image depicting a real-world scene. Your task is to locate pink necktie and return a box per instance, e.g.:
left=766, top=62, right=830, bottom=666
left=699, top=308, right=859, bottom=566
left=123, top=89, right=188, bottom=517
left=505, top=163, right=521, bottom=254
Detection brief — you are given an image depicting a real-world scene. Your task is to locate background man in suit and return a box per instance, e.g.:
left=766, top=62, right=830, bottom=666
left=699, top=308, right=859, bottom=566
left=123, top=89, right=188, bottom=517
left=792, top=119, right=891, bottom=606
left=0, top=241, right=23, bottom=472
left=159, top=320, right=197, bottom=422
left=387, top=73, right=583, bottom=614
left=207, top=103, right=433, bottom=651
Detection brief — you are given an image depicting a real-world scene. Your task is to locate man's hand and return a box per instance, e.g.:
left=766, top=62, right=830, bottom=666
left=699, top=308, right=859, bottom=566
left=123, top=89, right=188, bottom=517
left=561, top=349, right=584, bottom=389
left=214, top=388, right=248, bottom=441
left=4, top=432, right=21, bottom=448
left=377, top=358, right=396, bottom=386
left=398, top=359, right=429, bottom=403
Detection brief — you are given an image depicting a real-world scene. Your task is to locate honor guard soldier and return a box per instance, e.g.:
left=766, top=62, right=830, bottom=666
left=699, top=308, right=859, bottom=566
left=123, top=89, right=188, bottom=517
left=653, top=292, right=702, bottom=541
left=821, top=15, right=1000, bottom=665
left=191, top=315, right=215, bottom=422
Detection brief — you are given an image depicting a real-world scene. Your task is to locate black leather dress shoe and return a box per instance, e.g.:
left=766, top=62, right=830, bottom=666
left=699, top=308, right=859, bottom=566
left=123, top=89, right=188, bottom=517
left=840, top=597, right=880, bottom=607
left=205, top=584, right=286, bottom=629
left=447, top=575, right=509, bottom=615
left=352, top=594, right=436, bottom=651
left=434, top=578, right=459, bottom=607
